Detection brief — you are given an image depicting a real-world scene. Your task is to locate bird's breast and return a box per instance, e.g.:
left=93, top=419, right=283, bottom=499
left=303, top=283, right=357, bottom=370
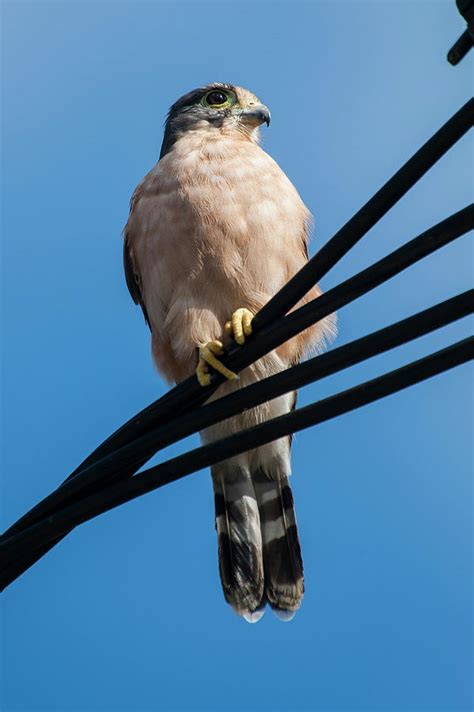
left=162, top=137, right=308, bottom=249
left=135, top=133, right=310, bottom=304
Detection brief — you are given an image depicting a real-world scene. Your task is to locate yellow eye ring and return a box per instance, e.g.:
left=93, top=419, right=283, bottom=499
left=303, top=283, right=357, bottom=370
left=202, top=89, right=235, bottom=109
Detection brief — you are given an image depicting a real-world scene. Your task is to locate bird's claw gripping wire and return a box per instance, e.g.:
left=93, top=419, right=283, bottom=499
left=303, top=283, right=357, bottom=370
left=196, top=308, right=254, bottom=387
left=197, top=340, right=237, bottom=387
left=224, top=307, right=253, bottom=345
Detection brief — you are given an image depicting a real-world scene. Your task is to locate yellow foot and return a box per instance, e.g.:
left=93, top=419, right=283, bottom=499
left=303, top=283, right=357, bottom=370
left=195, top=309, right=254, bottom=387
left=196, top=340, right=238, bottom=387
left=224, top=308, right=254, bottom=346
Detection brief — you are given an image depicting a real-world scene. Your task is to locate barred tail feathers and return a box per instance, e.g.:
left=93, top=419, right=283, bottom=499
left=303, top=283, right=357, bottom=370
left=254, top=472, right=304, bottom=620
left=207, top=363, right=303, bottom=622
left=212, top=466, right=265, bottom=622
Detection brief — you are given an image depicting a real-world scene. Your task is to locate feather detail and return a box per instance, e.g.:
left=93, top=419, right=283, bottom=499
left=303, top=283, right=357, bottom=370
left=212, top=466, right=265, bottom=619
left=254, top=471, right=304, bottom=618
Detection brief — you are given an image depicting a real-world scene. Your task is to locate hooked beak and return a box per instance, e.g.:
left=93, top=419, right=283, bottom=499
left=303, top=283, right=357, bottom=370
left=239, top=104, right=271, bottom=128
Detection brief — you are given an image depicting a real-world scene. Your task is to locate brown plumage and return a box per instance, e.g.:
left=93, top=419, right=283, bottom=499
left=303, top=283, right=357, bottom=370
left=124, top=83, right=335, bottom=622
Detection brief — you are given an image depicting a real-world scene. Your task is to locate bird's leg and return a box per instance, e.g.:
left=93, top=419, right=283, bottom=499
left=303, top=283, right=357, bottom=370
left=196, top=308, right=254, bottom=387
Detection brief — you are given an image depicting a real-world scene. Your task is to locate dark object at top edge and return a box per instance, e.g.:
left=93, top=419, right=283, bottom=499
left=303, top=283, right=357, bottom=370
left=448, top=0, right=474, bottom=65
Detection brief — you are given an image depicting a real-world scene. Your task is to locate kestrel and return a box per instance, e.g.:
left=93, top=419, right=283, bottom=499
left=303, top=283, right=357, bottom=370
left=124, top=83, right=335, bottom=622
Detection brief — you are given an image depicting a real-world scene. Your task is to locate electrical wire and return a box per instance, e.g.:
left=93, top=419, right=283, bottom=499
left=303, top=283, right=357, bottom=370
left=1, top=337, right=471, bottom=580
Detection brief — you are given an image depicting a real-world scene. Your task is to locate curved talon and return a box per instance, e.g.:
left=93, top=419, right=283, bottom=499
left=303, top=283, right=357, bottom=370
left=196, top=340, right=238, bottom=387
left=196, top=359, right=211, bottom=387
left=227, top=308, right=254, bottom=345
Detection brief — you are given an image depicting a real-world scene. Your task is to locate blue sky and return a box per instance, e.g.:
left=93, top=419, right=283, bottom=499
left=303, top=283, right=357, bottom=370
left=1, top=1, right=472, bottom=711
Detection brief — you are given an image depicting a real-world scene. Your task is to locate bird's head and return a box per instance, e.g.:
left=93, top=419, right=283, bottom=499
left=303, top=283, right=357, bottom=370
left=160, top=83, right=271, bottom=158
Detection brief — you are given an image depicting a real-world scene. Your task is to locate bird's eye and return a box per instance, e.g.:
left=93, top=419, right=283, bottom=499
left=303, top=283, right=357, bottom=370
left=204, top=90, right=230, bottom=107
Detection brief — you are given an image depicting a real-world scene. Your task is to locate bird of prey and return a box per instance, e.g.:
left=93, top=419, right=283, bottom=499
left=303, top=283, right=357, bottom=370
left=124, top=83, right=335, bottom=622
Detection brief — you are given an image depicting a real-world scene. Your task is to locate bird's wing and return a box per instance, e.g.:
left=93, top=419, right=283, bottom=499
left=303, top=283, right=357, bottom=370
left=123, top=187, right=151, bottom=329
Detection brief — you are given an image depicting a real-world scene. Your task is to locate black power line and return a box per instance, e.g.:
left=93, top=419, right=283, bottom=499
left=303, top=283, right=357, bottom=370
left=1, top=287, right=472, bottom=591
left=2, top=291, right=472, bottom=590
left=1, top=338, right=471, bottom=574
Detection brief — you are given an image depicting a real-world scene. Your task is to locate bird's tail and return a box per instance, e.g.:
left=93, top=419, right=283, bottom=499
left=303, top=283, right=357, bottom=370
left=212, top=466, right=265, bottom=622
left=254, top=470, right=304, bottom=621
left=209, top=369, right=303, bottom=622
left=212, top=464, right=304, bottom=622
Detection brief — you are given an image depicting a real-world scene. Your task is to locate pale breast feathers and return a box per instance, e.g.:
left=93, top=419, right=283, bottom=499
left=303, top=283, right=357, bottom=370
left=124, top=132, right=334, bottom=382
